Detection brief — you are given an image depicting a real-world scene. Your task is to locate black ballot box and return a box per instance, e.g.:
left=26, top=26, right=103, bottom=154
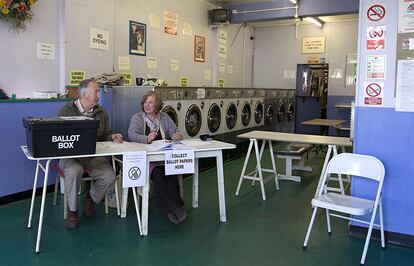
left=23, top=117, right=99, bottom=158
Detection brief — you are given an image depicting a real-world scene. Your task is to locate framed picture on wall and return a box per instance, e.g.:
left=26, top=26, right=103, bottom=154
left=194, top=35, right=205, bottom=62
left=129, top=20, right=146, bottom=56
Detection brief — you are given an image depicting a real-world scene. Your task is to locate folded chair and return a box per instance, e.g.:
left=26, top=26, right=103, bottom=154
left=303, top=153, right=385, bottom=265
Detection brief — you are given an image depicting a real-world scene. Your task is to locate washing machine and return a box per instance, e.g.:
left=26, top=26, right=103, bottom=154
left=178, top=87, right=203, bottom=139
left=264, top=89, right=275, bottom=131
left=285, top=89, right=296, bottom=133
left=155, top=86, right=180, bottom=127
left=274, top=89, right=287, bottom=132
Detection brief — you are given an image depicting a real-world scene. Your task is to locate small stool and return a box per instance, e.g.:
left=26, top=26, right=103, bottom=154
left=275, top=143, right=313, bottom=182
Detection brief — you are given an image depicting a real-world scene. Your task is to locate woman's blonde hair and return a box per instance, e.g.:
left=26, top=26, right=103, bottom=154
left=140, top=90, right=163, bottom=112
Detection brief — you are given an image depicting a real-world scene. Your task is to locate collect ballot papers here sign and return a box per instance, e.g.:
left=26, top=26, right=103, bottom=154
left=123, top=151, right=147, bottom=188
left=165, top=149, right=195, bottom=175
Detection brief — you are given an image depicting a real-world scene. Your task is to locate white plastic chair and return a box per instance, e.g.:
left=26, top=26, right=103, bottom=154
left=303, top=153, right=385, bottom=265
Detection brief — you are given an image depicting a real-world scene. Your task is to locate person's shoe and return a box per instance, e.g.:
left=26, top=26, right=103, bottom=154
left=167, top=212, right=180, bottom=225
left=66, top=210, right=79, bottom=229
left=83, top=191, right=94, bottom=217
left=173, top=206, right=187, bottom=223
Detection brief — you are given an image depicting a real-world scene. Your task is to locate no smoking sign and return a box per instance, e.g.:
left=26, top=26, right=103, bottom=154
left=366, top=26, right=386, bottom=50
left=364, top=82, right=384, bottom=106
left=367, top=4, right=386, bottom=22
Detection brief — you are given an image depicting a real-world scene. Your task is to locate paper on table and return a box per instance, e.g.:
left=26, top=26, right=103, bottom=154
left=146, top=140, right=173, bottom=151
left=181, top=139, right=211, bottom=146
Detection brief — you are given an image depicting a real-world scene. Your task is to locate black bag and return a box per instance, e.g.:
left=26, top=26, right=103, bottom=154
left=0, top=89, right=9, bottom=100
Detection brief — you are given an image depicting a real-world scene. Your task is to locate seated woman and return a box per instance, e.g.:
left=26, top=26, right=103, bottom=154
left=128, top=90, right=186, bottom=224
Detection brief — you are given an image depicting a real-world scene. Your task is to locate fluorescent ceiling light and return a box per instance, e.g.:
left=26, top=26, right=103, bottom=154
left=306, top=17, right=324, bottom=28
left=289, top=0, right=297, bottom=4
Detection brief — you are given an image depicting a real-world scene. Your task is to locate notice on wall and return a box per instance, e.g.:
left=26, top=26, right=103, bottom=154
left=366, top=25, right=386, bottom=50
left=197, top=88, right=206, bottom=99
left=89, top=27, right=109, bottom=51
left=218, top=78, right=225, bottom=87
left=398, top=0, right=414, bottom=33
left=307, top=55, right=320, bottom=64
left=170, top=59, right=179, bottom=71
left=228, top=65, right=234, bottom=74
left=121, top=73, right=132, bottom=85
left=301, top=36, right=326, bottom=54
left=150, top=14, right=161, bottom=28
left=182, top=22, right=192, bottom=35
left=122, top=151, right=147, bottom=188
left=69, top=70, right=86, bottom=85
left=219, top=29, right=227, bottom=44
left=219, top=63, right=225, bottom=73
left=164, top=10, right=178, bottom=35
left=363, top=82, right=384, bottom=106
left=165, top=149, right=194, bottom=175
left=218, top=44, right=227, bottom=58
left=36, top=42, right=55, bottom=60
left=204, top=69, right=212, bottom=80
left=283, top=70, right=296, bottom=79
left=118, top=56, right=130, bottom=70
left=396, top=59, right=414, bottom=111
left=367, top=55, right=386, bottom=79
left=147, top=57, right=158, bottom=69
left=180, top=77, right=188, bottom=87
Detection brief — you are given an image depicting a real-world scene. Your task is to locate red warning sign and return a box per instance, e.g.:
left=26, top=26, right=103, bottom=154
left=366, top=26, right=386, bottom=50
left=367, top=4, right=386, bottom=22
left=364, top=82, right=383, bottom=106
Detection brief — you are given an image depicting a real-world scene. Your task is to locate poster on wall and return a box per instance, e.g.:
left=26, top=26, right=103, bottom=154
left=366, top=25, right=386, bottom=50
left=396, top=59, right=414, bottom=111
left=301, top=36, right=325, bottom=54
left=367, top=55, right=386, bottom=79
left=129, top=21, right=146, bottom=56
left=398, top=0, right=414, bottom=33
left=89, top=27, right=109, bottom=51
left=363, top=82, right=384, bottom=106
left=164, top=10, right=178, bottom=35
left=194, top=35, right=205, bottom=62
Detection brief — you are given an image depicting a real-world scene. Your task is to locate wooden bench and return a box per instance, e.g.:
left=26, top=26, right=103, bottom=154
left=274, top=143, right=313, bottom=182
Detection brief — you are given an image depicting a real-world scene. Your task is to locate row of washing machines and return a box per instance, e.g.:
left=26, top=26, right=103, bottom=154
left=153, top=87, right=296, bottom=143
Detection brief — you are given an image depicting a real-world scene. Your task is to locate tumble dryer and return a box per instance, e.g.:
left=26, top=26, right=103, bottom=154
left=205, top=88, right=224, bottom=136
left=253, top=89, right=265, bottom=129
left=274, top=89, right=287, bottom=132
left=238, top=89, right=252, bottom=132
left=264, top=89, right=275, bottom=131
left=178, top=87, right=203, bottom=139
left=221, top=88, right=240, bottom=143
left=284, top=89, right=296, bottom=133
left=155, top=87, right=180, bottom=127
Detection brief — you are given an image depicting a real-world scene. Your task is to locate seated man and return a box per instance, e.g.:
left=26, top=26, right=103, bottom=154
left=58, top=78, right=123, bottom=228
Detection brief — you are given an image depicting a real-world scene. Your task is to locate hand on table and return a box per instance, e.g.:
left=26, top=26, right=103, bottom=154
left=172, top=132, right=183, bottom=141
left=112, top=133, right=123, bottom=143
left=147, top=132, right=158, bottom=144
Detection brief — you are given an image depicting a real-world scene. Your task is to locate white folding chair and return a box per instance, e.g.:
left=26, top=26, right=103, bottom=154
left=303, top=153, right=385, bottom=265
